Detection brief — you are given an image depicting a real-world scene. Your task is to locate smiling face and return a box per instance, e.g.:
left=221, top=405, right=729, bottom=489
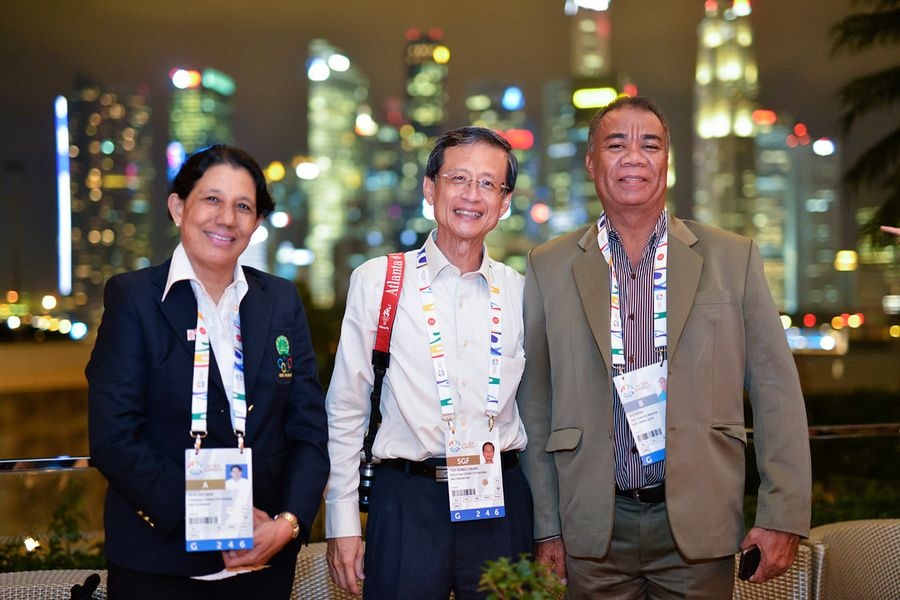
left=423, top=142, right=512, bottom=252
left=167, top=164, right=262, bottom=287
left=586, top=106, right=669, bottom=220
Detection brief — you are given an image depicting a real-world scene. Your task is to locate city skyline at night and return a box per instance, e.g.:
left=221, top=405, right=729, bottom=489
left=1, top=1, right=896, bottom=324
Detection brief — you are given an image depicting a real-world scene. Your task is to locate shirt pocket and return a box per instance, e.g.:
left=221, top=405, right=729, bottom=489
left=501, top=355, right=526, bottom=399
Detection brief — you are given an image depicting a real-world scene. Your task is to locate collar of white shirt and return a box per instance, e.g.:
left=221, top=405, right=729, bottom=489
left=161, top=242, right=249, bottom=304
left=424, top=229, right=493, bottom=285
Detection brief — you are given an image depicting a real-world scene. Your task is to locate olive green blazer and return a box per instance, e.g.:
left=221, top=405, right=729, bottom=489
left=517, top=215, right=811, bottom=560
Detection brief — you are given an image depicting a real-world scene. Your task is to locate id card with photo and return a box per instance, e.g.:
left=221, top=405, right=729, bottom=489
left=184, top=447, right=254, bottom=552
left=613, top=362, right=668, bottom=465
left=445, top=421, right=505, bottom=522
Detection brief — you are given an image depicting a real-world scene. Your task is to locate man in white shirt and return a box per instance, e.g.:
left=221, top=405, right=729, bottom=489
left=325, top=127, right=532, bottom=599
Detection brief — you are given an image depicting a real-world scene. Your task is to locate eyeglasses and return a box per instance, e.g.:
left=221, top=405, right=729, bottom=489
left=437, top=173, right=510, bottom=196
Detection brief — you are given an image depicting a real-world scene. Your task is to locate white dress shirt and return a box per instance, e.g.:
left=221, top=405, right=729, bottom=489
left=162, top=243, right=248, bottom=429
left=325, top=232, right=528, bottom=538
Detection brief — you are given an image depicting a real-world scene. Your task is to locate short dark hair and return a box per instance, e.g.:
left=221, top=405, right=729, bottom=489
left=587, top=96, right=670, bottom=151
left=482, top=441, right=495, bottom=452
left=424, top=126, right=518, bottom=194
left=168, top=144, right=274, bottom=218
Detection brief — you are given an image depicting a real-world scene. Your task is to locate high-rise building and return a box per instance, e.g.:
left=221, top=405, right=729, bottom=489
left=167, top=67, right=235, bottom=178
left=56, top=79, right=155, bottom=330
left=404, top=28, right=450, bottom=138
left=359, top=122, right=411, bottom=256
left=265, top=157, right=314, bottom=283
left=393, top=29, right=453, bottom=252
left=305, top=39, right=369, bottom=308
left=693, top=0, right=759, bottom=233
left=542, top=1, right=637, bottom=234
left=465, top=82, right=538, bottom=272
left=753, top=109, right=848, bottom=313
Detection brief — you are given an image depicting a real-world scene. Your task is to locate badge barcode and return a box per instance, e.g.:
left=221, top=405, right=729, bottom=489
left=188, top=517, right=218, bottom=524
left=636, top=428, right=663, bottom=442
left=452, top=488, right=477, bottom=497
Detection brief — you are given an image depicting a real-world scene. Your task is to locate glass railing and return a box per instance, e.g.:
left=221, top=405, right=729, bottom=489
left=743, top=424, right=900, bottom=528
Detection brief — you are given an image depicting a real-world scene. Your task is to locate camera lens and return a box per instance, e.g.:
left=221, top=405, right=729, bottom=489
left=358, top=461, right=376, bottom=512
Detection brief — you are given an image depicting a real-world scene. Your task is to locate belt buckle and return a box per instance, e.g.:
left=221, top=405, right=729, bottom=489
left=435, top=465, right=448, bottom=482
left=633, top=488, right=645, bottom=502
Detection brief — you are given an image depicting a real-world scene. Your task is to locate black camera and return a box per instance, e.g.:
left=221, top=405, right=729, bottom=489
left=358, top=460, right=376, bottom=512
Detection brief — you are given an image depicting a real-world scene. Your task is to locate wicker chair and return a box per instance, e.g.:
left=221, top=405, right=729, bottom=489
left=808, top=518, right=900, bottom=600
left=0, top=543, right=344, bottom=600
left=0, top=569, right=107, bottom=600
left=731, top=540, right=825, bottom=600
left=292, top=541, right=358, bottom=599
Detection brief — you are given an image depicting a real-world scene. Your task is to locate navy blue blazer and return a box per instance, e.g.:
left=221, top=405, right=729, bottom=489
left=87, top=259, right=329, bottom=577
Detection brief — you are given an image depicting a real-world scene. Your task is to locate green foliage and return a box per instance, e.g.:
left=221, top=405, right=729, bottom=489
left=478, top=554, right=566, bottom=600
left=809, top=476, right=900, bottom=526
left=831, top=0, right=900, bottom=242
left=0, top=478, right=104, bottom=571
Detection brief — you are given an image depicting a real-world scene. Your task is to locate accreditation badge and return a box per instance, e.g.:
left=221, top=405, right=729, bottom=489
left=445, top=420, right=505, bottom=522
left=613, top=361, right=668, bottom=465
left=184, top=447, right=254, bottom=552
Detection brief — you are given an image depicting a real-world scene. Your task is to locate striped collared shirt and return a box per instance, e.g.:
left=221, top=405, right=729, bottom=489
left=608, top=211, right=668, bottom=491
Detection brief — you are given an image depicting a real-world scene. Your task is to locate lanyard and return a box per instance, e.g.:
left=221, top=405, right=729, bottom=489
left=415, top=246, right=502, bottom=431
left=190, top=294, right=247, bottom=452
left=596, top=211, right=668, bottom=372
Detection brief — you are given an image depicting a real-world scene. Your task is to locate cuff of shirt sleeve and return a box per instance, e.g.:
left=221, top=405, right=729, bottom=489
left=535, top=534, right=561, bottom=543
left=325, top=500, right=363, bottom=539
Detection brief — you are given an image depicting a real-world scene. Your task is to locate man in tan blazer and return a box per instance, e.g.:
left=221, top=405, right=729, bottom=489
left=518, top=96, right=811, bottom=598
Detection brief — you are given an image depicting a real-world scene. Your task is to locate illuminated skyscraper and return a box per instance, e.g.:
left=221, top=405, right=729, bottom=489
left=693, top=0, right=759, bottom=232
left=542, top=1, right=636, bottom=234
left=359, top=123, right=410, bottom=256
left=465, top=82, right=538, bottom=272
left=404, top=28, right=450, bottom=138
left=566, top=0, right=613, bottom=80
left=305, top=39, right=369, bottom=308
left=167, top=67, right=235, bottom=178
left=753, top=110, right=847, bottom=313
left=265, top=157, right=314, bottom=283
left=56, top=80, right=154, bottom=330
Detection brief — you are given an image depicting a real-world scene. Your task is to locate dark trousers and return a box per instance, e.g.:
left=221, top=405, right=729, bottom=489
left=107, top=556, right=296, bottom=600
left=363, top=461, right=534, bottom=600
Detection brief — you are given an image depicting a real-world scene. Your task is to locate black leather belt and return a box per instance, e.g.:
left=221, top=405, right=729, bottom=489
left=615, top=482, right=665, bottom=504
left=381, top=451, right=519, bottom=483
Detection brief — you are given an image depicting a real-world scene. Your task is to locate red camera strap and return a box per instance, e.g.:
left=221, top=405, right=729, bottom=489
left=374, top=253, right=404, bottom=355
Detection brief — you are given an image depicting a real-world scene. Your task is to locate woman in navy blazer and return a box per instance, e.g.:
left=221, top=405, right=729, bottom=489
left=87, top=145, right=329, bottom=599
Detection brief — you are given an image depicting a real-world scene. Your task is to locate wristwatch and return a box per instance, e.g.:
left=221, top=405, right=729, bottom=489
left=275, top=511, right=300, bottom=540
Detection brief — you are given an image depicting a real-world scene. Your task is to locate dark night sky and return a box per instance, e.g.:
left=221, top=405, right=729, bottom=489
left=0, top=0, right=893, bottom=293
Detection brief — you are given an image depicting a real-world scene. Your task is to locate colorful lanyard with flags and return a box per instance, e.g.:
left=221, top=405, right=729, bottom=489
left=415, top=246, right=502, bottom=432
left=596, top=211, right=669, bottom=371
left=189, top=294, right=247, bottom=452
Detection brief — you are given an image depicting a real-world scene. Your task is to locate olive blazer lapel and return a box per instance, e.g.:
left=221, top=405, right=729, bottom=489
left=570, top=215, right=704, bottom=371
left=665, top=215, right=703, bottom=360
left=572, top=223, right=612, bottom=374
